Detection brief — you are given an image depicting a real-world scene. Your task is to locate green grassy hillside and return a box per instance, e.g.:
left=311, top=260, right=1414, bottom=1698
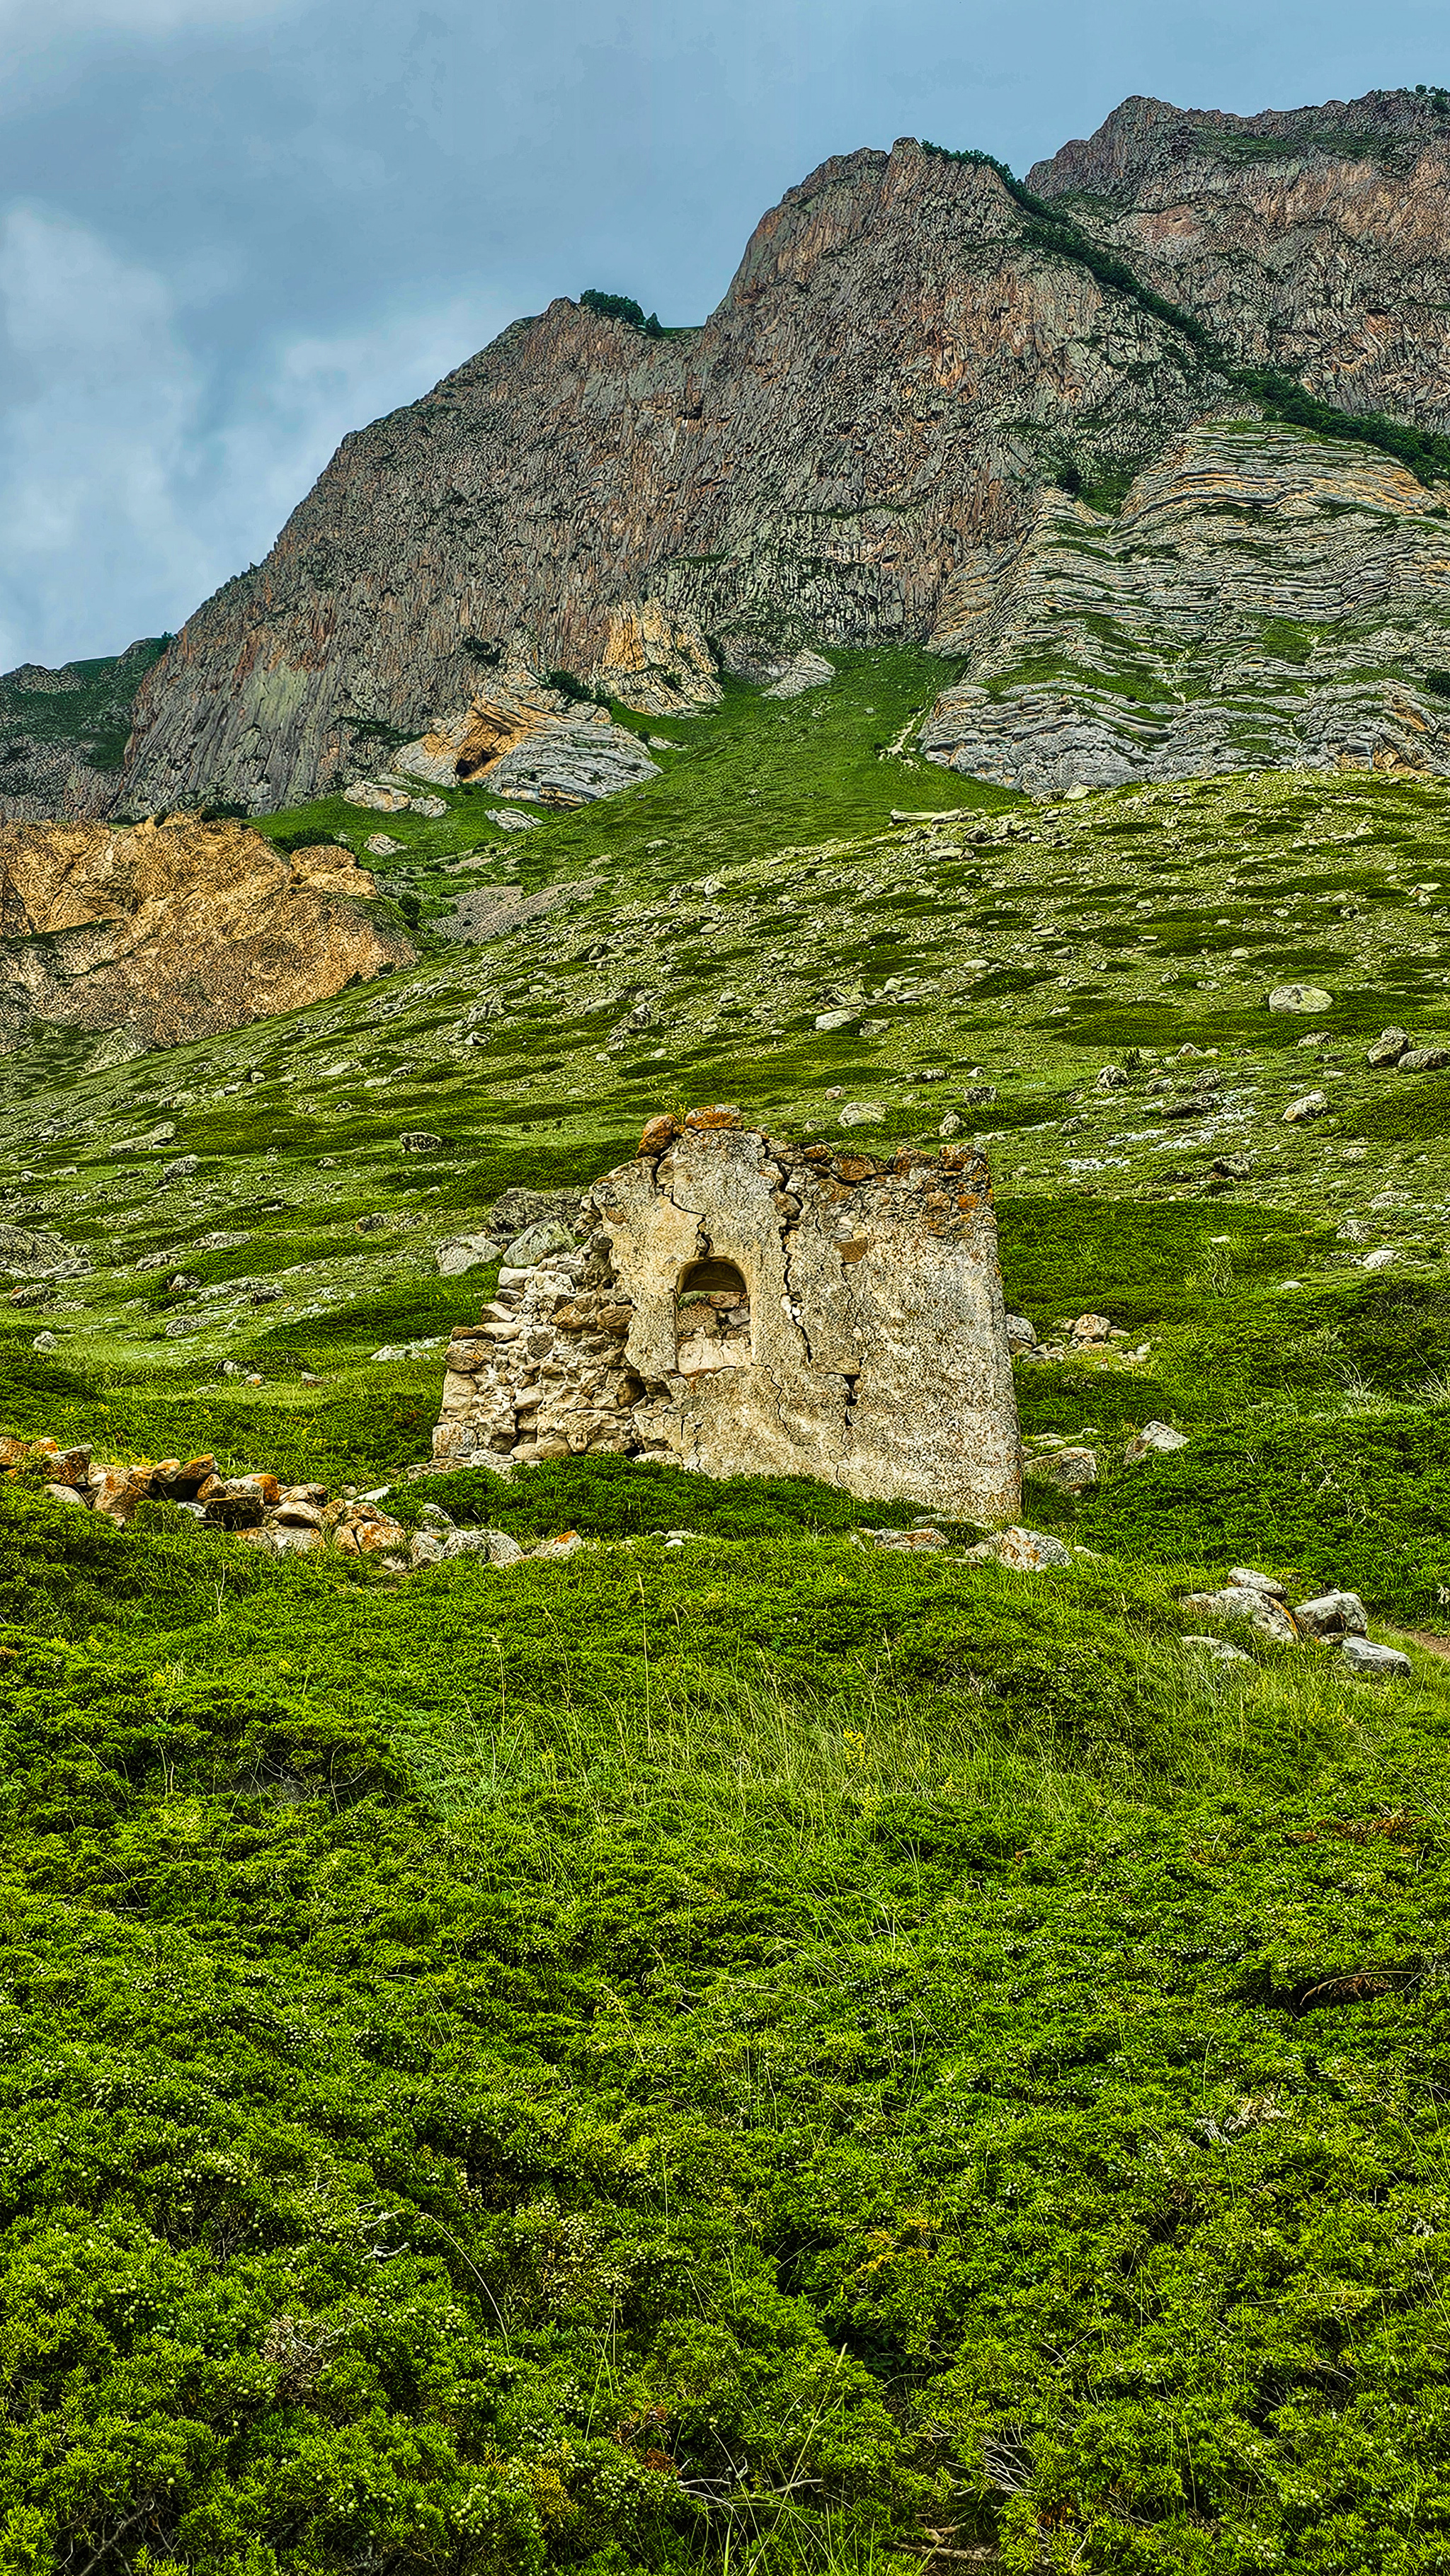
left=4, top=656, right=1450, bottom=2572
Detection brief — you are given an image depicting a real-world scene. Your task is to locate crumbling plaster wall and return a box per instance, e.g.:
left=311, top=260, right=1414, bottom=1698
left=434, top=1115, right=1021, bottom=1522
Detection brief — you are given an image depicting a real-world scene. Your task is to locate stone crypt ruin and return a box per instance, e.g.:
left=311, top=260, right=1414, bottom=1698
left=433, top=1110, right=1021, bottom=1520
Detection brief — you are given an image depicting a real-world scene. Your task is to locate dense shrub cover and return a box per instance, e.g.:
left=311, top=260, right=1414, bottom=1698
left=2, top=1482, right=1450, bottom=2573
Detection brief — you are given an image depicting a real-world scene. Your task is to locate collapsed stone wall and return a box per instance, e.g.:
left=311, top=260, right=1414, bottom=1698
left=434, top=1111, right=1021, bottom=1522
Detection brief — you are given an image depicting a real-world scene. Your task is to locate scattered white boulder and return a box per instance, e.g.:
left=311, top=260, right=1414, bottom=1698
left=1294, top=1590, right=1369, bottom=1639
left=1268, top=984, right=1333, bottom=1014
left=1180, top=1584, right=1298, bottom=1644
left=436, top=1233, right=502, bottom=1277
left=1341, top=1636, right=1412, bottom=1684
left=1027, top=1444, right=1097, bottom=1493
left=967, top=1525, right=1072, bottom=1571
left=763, top=649, right=835, bottom=698
left=1123, top=1420, right=1187, bottom=1463
left=345, top=782, right=410, bottom=811
left=1282, top=1090, right=1328, bottom=1124
left=1183, top=1634, right=1254, bottom=1665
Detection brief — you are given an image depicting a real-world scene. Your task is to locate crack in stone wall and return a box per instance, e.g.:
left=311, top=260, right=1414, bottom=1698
left=433, top=1110, right=1021, bottom=1520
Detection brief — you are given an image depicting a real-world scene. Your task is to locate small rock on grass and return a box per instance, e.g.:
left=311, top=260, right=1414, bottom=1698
left=1071, top=1312, right=1112, bottom=1344
left=1367, top=1027, right=1410, bottom=1066
left=1005, top=1311, right=1036, bottom=1352
left=1027, top=1444, right=1097, bottom=1493
left=1398, top=1046, right=1450, bottom=1073
left=1180, top=1585, right=1298, bottom=1644
left=1282, top=1090, right=1328, bottom=1125
left=1183, top=1634, right=1254, bottom=1665
left=968, top=1526, right=1072, bottom=1571
left=1341, top=1635, right=1412, bottom=1684
left=1123, top=1420, right=1187, bottom=1462
left=1294, top=1590, right=1368, bottom=1639
left=1268, top=984, right=1334, bottom=1014
left=1227, top=1566, right=1287, bottom=1599
left=436, top=1233, right=501, bottom=1276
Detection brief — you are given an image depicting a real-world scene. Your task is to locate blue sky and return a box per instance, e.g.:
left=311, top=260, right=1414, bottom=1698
left=1, top=0, right=1446, bottom=667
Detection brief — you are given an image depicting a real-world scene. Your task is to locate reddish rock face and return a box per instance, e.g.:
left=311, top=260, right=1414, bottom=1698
left=1028, top=89, right=1450, bottom=429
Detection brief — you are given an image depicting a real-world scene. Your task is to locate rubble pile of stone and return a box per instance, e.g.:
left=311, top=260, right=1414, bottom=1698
left=1007, top=1307, right=1153, bottom=1367
left=1364, top=1027, right=1450, bottom=1074
left=0, top=1432, right=582, bottom=1575
left=1181, top=1566, right=1412, bottom=1682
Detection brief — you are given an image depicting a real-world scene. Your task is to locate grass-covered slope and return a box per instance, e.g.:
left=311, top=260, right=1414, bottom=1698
left=4, top=654, right=1450, bottom=2571
left=0, top=637, right=166, bottom=817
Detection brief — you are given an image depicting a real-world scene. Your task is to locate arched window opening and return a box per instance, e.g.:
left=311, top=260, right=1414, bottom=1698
left=676, top=1256, right=751, bottom=1375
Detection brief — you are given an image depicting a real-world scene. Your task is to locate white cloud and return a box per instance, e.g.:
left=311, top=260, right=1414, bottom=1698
left=0, top=203, right=495, bottom=668
left=0, top=207, right=215, bottom=663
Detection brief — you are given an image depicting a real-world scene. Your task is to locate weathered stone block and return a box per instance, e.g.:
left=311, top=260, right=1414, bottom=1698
left=431, top=1122, right=1020, bottom=1520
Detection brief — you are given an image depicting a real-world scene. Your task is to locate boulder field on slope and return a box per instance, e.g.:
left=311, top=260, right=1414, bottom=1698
left=0, top=816, right=414, bottom=1054
left=120, top=138, right=1226, bottom=814
left=918, top=418, right=1450, bottom=794
left=1029, top=88, right=1450, bottom=433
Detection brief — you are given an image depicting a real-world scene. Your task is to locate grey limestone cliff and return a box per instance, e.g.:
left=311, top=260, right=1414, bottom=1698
left=918, top=417, right=1450, bottom=794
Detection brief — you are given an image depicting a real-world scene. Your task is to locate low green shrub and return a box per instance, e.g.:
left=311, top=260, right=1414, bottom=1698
left=1085, top=1403, right=1450, bottom=1613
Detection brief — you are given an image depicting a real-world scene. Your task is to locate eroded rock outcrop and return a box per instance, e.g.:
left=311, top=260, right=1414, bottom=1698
left=588, top=601, right=723, bottom=716
left=113, top=91, right=1450, bottom=816
left=434, top=1111, right=1021, bottom=1520
left=389, top=638, right=661, bottom=805
left=0, top=640, right=166, bottom=824
left=0, top=816, right=414, bottom=1053
left=918, top=418, right=1450, bottom=792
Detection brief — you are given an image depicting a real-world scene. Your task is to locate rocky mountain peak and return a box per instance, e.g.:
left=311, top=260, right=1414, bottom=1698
left=111, top=92, right=1450, bottom=818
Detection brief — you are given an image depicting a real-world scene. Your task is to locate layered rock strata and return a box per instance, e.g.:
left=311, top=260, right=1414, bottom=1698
left=434, top=1112, right=1020, bottom=1520
left=389, top=637, right=661, bottom=804
left=919, top=418, right=1450, bottom=793
left=0, top=816, right=413, bottom=1053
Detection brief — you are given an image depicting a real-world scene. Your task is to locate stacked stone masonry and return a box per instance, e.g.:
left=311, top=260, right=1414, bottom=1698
left=433, top=1113, right=1022, bottom=1522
